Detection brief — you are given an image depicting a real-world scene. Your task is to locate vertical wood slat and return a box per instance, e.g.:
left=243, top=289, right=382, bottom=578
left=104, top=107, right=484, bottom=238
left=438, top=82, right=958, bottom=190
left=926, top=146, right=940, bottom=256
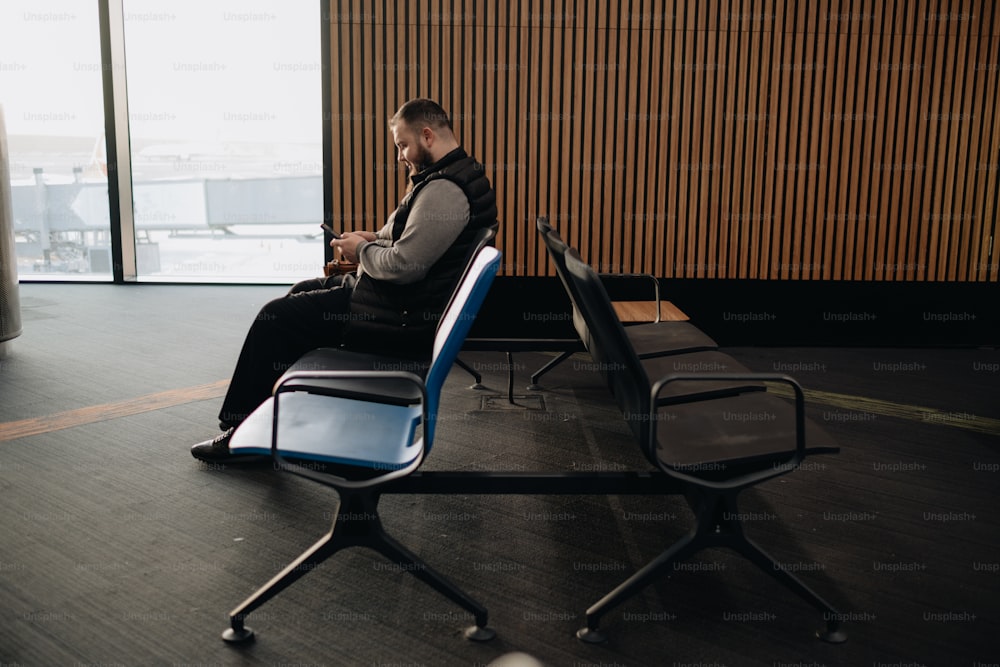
left=975, top=0, right=1000, bottom=282
left=326, top=0, right=999, bottom=282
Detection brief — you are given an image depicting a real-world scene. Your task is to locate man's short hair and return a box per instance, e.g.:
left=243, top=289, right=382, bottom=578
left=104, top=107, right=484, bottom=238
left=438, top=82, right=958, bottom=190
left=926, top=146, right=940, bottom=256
left=390, top=98, right=453, bottom=132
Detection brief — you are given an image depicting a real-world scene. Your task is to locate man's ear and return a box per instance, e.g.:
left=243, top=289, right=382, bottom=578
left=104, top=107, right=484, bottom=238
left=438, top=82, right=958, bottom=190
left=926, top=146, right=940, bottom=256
left=420, top=125, right=435, bottom=146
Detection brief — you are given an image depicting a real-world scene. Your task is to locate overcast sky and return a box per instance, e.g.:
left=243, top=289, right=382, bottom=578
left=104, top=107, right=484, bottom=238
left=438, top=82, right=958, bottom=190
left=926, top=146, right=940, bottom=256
left=0, top=0, right=321, bottom=144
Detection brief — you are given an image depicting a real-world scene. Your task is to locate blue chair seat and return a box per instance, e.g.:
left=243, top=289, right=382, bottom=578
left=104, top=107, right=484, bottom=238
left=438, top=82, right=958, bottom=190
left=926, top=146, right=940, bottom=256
left=230, top=391, right=422, bottom=469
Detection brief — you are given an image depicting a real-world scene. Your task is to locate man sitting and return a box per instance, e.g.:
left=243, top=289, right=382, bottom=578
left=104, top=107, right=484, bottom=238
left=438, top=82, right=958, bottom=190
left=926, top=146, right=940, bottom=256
left=192, top=98, right=497, bottom=462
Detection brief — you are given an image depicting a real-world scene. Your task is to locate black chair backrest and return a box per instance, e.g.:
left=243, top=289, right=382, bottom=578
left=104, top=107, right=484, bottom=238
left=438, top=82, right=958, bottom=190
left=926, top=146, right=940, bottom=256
left=468, top=223, right=499, bottom=258
left=562, top=245, right=654, bottom=451
left=437, top=224, right=497, bottom=335
left=536, top=218, right=594, bottom=348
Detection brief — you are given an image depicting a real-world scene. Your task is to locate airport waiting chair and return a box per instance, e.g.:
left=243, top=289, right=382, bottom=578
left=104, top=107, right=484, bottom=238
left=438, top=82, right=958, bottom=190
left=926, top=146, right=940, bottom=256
left=536, top=218, right=680, bottom=324
left=537, top=217, right=718, bottom=360
left=537, top=216, right=688, bottom=321
left=522, top=218, right=719, bottom=393
left=540, top=223, right=766, bottom=404
left=222, top=245, right=503, bottom=644
left=560, top=246, right=847, bottom=644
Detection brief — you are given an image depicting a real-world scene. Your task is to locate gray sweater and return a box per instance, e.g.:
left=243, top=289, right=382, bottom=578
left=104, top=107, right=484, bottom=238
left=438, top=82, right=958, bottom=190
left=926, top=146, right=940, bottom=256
left=356, top=179, right=470, bottom=284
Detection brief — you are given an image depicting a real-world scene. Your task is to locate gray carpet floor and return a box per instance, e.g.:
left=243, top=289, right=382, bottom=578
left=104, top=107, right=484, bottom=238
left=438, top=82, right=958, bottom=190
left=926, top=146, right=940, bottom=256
left=0, top=283, right=996, bottom=666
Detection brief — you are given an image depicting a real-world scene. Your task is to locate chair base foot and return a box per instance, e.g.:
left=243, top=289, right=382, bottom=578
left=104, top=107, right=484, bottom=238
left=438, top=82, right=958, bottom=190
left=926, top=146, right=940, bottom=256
left=817, top=625, right=847, bottom=644
left=221, top=626, right=255, bottom=644
left=576, top=627, right=607, bottom=644
left=526, top=383, right=543, bottom=391
left=464, top=625, right=496, bottom=642
left=470, top=383, right=487, bottom=390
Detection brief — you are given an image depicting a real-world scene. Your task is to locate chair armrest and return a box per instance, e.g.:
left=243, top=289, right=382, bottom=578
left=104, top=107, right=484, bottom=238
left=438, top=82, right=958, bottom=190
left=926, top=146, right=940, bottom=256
left=597, top=272, right=662, bottom=322
left=648, top=373, right=807, bottom=490
left=271, top=369, right=429, bottom=489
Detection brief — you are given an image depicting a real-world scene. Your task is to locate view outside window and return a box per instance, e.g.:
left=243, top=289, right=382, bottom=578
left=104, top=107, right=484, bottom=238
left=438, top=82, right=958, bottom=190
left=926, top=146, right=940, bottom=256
left=122, top=0, right=323, bottom=281
left=0, top=1, right=112, bottom=278
left=0, top=0, right=323, bottom=282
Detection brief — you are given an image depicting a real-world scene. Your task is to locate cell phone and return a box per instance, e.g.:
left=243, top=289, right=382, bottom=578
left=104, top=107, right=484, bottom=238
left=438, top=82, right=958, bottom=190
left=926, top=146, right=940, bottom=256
left=320, top=222, right=342, bottom=239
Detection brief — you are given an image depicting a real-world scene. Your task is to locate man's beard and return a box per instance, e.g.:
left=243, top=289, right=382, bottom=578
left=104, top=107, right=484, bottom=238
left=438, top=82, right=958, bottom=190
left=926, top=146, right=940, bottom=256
left=408, top=144, right=434, bottom=175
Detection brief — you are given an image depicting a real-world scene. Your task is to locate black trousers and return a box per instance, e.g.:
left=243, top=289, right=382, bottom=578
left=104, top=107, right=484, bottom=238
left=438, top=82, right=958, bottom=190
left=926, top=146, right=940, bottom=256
left=218, top=274, right=354, bottom=429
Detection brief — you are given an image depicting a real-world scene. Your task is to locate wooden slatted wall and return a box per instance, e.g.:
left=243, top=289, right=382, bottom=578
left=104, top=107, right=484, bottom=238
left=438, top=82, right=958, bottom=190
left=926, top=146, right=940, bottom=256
left=326, top=0, right=1000, bottom=281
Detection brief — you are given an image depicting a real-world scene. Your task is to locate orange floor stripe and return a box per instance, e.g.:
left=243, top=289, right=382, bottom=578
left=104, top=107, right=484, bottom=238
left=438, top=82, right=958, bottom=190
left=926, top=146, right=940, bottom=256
left=0, top=380, right=229, bottom=442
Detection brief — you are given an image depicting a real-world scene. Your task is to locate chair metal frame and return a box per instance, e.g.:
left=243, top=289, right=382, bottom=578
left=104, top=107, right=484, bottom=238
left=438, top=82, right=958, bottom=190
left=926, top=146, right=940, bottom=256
left=217, top=230, right=848, bottom=649
left=223, top=245, right=503, bottom=643
left=559, top=246, right=847, bottom=644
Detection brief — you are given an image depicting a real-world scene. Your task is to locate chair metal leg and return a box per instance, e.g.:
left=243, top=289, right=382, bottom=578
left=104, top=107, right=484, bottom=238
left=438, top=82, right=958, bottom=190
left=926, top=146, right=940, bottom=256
left=527, top=350, right=575, bottom=390
left=731, top=536, right=847, bottom=643
left=454, top=358, right=485, bottom=389
left=223, top=527, right=342, bottom=643
left=579, top=487, right=721, bottom=642
left=579, top=487, right=846, bottom=644
left=577, top=530, right=702, bottom=643
left=223, top=490, right=494, bottom=643
left=369, top=524, right=495, bottom=640
left=505, top=352, right=516, bottom=403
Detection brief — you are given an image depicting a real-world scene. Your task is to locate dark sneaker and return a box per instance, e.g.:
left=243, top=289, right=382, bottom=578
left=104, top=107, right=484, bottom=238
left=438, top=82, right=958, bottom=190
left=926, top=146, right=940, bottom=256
left=191, top=427, right=267, bottom=463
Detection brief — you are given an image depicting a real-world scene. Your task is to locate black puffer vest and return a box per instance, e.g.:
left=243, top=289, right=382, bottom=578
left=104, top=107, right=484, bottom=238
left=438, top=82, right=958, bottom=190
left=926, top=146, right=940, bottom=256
left=343, top=147, right=497, bottom=358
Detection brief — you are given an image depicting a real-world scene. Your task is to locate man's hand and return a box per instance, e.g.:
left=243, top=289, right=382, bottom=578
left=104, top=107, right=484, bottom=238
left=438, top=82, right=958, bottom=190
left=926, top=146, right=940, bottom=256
left=331, top=231, right=375, bottom=263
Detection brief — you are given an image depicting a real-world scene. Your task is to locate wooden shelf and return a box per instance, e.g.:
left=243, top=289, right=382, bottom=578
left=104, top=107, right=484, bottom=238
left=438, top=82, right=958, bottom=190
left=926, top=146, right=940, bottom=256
left=611, top=301, right=689, bottom=323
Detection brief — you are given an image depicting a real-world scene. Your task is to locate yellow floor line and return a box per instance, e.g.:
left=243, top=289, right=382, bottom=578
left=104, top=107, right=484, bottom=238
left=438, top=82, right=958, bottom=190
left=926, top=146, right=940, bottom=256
left=1, top=377, right=995, bottom=442
left=0, top=380, right=229, bottom=442
left=767, top=384, right=1000, bottom=436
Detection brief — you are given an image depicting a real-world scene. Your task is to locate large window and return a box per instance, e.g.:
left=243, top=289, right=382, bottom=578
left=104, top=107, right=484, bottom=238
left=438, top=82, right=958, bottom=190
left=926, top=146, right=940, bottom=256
left=0, top=1, right=112, bottom=278
left=122, top=0, right=323, bottom=281
left=0, top=0, right=323, bottom=282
